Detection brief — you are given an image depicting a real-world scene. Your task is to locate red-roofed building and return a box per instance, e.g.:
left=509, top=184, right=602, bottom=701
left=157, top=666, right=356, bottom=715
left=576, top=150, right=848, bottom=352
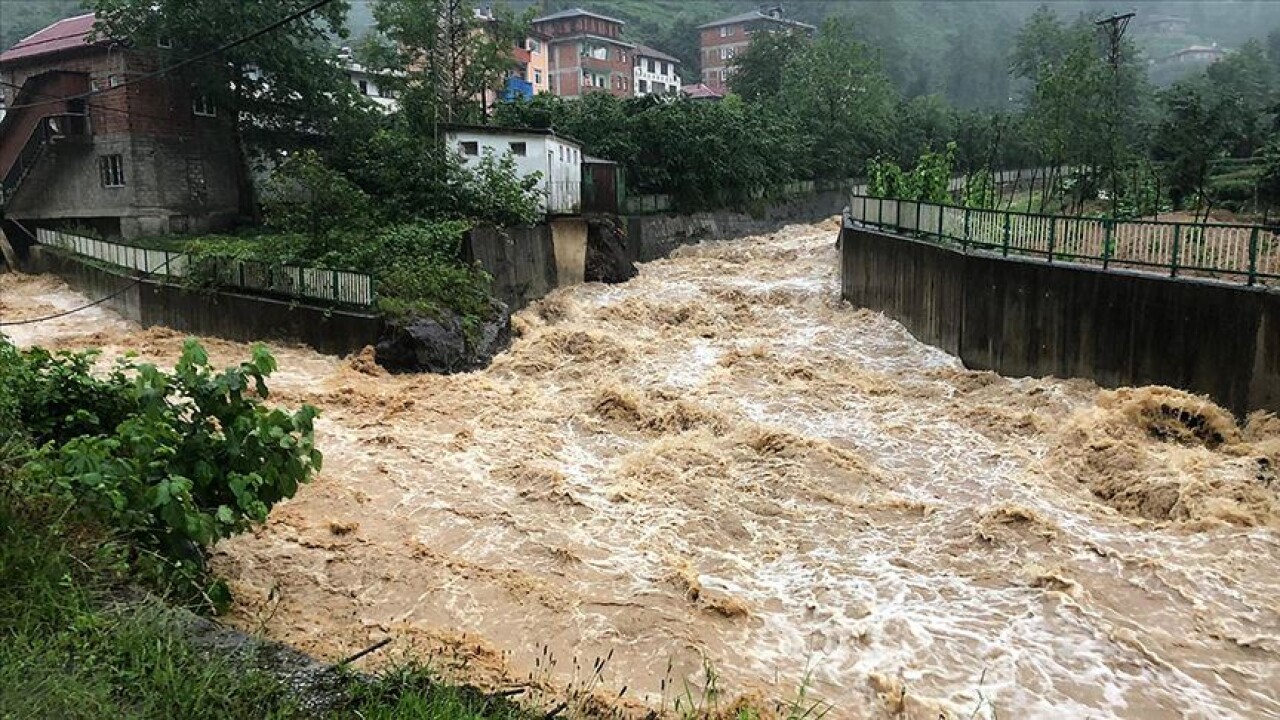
left=0, top=13, right=244, bottom=240
left=681, top=83, right=724, bottom=101
left=532, top=8, right=635, bottom=99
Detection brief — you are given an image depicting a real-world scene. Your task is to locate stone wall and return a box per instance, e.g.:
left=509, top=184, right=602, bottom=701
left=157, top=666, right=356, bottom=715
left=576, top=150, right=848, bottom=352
left=626, top=189, right=847, bottom=261
left=840, top=221, right=1280, bottom=415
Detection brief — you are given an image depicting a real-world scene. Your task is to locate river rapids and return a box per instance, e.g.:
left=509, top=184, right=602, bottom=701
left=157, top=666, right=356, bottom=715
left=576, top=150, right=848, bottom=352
left=2, top=218, right=1279, bottom=719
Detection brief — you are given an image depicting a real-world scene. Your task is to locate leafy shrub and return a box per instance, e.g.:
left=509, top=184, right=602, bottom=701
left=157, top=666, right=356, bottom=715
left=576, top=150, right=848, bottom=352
left=0, top=337, right=320, bottom=602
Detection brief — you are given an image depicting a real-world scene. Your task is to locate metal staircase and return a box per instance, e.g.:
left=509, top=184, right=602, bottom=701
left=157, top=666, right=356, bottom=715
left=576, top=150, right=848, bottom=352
left=0, top=113, right=86, bottom=209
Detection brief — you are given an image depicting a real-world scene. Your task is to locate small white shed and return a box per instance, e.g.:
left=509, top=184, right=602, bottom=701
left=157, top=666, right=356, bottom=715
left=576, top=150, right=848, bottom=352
left=442, top=125, right=583, bottom=215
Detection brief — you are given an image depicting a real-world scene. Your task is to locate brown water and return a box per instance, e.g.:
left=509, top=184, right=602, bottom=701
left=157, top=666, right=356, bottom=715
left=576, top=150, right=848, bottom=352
left=3, top=218, right=1279, bottom=719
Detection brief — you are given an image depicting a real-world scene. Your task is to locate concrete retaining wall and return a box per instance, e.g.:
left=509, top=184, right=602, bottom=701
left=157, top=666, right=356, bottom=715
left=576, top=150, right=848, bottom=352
left=26, top=246, right=382, bottom=355
left=840, top=221, right=1280, bottom=415
left=627, top=189, right=847, bottom=262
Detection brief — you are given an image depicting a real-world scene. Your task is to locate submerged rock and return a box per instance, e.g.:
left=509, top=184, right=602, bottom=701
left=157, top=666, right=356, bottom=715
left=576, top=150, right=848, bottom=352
left=374, top=303, right=512, bottom=373
left=585, top=217, right=636, bottom=284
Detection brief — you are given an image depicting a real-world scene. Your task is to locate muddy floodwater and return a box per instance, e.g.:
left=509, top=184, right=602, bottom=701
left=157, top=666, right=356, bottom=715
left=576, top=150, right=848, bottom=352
left=3, top=218, right=1280, bottom=719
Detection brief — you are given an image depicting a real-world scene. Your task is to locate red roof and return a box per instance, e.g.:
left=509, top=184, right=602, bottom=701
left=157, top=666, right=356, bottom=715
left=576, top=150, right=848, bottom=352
left=682, top=83, right=724, bottom=100
left=0, top=13, right=100, bottom=65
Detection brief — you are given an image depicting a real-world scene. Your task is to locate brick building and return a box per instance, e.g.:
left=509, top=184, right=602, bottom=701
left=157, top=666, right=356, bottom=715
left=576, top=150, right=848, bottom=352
left=0, top=14, right=244, bottom=240
left=698, top=6, right=814, bottom=91
left=532, top=8, right=634, bottom=99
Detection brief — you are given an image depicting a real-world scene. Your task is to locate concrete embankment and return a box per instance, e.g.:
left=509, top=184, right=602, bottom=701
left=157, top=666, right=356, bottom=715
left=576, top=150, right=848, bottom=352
left=839, top=219, right=1280, bottom=415
left=22, top=245, right=382, bottom=355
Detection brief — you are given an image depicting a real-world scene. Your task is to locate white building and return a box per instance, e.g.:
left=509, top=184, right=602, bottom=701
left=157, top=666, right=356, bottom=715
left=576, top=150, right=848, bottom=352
left=443, top=125, right=582, bottom=215
left=633, top=45, right=682, bottom=97
left=346, top=62, right=398, bottom=111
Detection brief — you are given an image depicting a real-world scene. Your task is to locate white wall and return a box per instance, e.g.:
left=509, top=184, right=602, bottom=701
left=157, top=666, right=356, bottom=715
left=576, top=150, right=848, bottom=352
left=634, top=56, right=682, bottom=96
left=445, top=130, right=582, bottom=215
left=347, top=65, right=398, bottom=112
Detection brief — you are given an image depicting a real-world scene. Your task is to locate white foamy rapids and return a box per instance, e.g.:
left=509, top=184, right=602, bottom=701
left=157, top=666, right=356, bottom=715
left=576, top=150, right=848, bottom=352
left=4, top=218, right=1279, bottom=719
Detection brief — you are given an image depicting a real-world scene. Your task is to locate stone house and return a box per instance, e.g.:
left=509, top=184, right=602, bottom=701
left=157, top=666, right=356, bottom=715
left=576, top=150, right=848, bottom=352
left=0, top=13, right=244, bottom=240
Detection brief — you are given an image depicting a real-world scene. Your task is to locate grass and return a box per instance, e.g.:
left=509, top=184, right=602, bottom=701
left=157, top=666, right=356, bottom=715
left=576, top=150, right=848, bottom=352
left=0, top=493, right=532, bottom=720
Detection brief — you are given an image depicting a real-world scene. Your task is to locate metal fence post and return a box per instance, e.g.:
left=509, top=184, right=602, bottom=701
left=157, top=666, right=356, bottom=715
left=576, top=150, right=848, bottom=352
left=937, top=203, right=944, bottom=240
left=1002, top=212, right=1011, bottom=257
left=333, top=269, right=340, bottom=301
left=878, top=197, right=884, bottom=228
left=1249, top=226, right=1260, bottom=286
left=963, top=207, right=971, bottom=251
left=1171, top=223, right=1182, bottom=277
left=1047, top=218, right=1056, bottom=263
left=1102, top=220, right=1113, bottom=269
left=915, top=201, right=922, bottom=237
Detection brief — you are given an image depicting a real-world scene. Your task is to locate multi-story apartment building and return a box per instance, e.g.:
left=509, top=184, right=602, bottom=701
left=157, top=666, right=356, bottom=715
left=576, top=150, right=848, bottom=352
left=698, top=5, right=814, bottom=91
left=633, top=45, right=681, bottom=97
left=532, top=8, right=634, bottom=99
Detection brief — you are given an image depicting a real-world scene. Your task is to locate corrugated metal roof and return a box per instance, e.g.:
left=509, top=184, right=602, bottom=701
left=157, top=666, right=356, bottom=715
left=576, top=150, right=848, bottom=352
left=634, top=44, right=680, bottom=63
left=681, top=83, right=724, bottom=99
left=0, top=13, right=100, bottom=65
left=532, top=7, right=625, bottom=26
left=696, top=10, right=815, bottom=31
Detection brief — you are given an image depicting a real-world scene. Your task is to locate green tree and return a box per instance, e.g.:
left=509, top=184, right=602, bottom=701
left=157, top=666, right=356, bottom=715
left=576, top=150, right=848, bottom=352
left=93, top=0, right=358, bottom=150
left=728, top=29, right=809, bottom=104
left=1155, top=81, right=1230, bottom=217
left=780, top=19, right=896, bottom=179
left=363, top=0, right=527, bottom=131
left=1204, top=40, right=1278, bottom=158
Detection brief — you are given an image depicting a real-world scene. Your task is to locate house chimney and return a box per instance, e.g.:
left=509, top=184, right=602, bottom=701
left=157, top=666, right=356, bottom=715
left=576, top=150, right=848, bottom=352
left=761, top=5, right=784, bottom=19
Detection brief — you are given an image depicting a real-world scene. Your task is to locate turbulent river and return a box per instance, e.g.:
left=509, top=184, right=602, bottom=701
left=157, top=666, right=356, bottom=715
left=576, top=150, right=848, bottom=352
left=3, top=218, right=1280, bottom=719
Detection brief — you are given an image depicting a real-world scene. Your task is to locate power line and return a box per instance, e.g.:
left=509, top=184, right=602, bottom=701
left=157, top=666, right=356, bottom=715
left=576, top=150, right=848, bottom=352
left=3, top=0, right=339, bottom=112
left=0, top=78, right=199, bottom=127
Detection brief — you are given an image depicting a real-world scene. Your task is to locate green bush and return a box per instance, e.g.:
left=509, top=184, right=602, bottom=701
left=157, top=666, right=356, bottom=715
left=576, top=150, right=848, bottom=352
left=0, top=337, right=320, bottom=603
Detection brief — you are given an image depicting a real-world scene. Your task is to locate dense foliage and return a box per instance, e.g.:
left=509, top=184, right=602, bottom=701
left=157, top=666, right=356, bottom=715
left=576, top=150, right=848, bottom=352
left=0, top=337, right=320, bottom=605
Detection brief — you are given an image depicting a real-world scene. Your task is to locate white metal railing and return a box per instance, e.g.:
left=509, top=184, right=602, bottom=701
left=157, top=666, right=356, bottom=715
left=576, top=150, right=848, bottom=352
left=36, top=228, right=375, bottom=306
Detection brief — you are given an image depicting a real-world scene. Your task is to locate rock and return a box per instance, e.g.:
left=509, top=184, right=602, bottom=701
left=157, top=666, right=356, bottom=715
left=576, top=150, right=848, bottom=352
left=585, top=217, right=636, bottom=284
left=374, top=302, right=512, bottom=373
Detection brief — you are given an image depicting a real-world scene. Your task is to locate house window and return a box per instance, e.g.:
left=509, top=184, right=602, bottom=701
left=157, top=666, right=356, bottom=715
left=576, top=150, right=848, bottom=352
left=192, top=91, right=216, bottom=117
left=663, top=61, right=670, bottom=75
left=108, top=75, right=122, bottom=88
left=720, top=25, right=731, bottom=37
left=358, top=79, right=369, bottom=95
left=619, top=50, right=627, bottom=63
left=509, top=141, right=526, bottom=156
left=558, top=146, right=564, bottom=161
left=157, top=36, right=173, bottom=48
left=639, top=79, right=648, bottom=93
left=528, top=38, right=540, bottom=53
left=90, top=78, right=101, bottom=92
left=461, top=141, right=479, bottom=156
left=534, top=69, right=542, bottom=84
left=99, top=154, right=125, bottom=187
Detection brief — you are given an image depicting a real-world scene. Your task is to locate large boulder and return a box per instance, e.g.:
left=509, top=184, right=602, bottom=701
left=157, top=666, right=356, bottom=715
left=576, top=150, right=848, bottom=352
left=375, top=303, right=512, bottom=373
left=584, top=217, right=636, bottom=284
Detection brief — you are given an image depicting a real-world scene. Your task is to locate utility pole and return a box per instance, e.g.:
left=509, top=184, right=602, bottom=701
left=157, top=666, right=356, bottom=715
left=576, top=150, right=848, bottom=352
left=1096, top=11, right=1135, bottom=217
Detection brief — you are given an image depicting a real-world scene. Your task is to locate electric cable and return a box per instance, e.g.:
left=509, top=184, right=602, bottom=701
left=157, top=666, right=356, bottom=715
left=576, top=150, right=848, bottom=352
left=3, top=0, right=338, bottom=112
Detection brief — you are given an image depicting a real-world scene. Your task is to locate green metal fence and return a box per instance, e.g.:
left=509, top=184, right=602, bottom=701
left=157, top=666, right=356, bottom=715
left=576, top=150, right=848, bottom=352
left=847, top=194, right=1280, bottom=287
left=37, top=229, right=376, bottom=306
